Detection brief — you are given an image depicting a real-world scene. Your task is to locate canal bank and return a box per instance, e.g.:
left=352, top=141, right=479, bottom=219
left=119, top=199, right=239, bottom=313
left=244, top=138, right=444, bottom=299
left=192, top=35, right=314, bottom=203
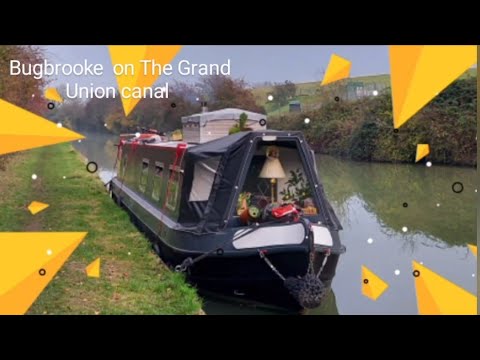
left=0, top=143, right=202, bottom=315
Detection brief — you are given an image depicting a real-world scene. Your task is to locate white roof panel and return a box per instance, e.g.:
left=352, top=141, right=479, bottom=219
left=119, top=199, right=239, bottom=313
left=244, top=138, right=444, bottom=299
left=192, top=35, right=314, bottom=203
left=181, top=108, right=267, bottom=125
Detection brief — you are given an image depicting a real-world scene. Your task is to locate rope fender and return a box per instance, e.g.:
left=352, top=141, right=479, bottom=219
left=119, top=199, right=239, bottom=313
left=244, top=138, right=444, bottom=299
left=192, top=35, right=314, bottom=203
left=258, top=218, right=331, bottom=309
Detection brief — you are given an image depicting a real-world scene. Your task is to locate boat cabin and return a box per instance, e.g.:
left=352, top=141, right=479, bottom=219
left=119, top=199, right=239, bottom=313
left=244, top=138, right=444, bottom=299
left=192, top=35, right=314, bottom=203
left=117, top=130, right=341, bottom=234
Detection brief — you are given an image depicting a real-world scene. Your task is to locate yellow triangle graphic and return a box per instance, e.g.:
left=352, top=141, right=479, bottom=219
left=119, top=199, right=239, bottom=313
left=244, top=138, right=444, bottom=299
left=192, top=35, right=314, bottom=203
left=390, top=45, right=477, bottom=129
left=389, top=46, right=423, bottom=129
left=108, top=45, right=182, bottom=116
left=0, top=99, right=85, bottom=156
left=467, top=244, right=477, bottom=257
left=412, top=261, right=476, bottom=315
left=0, top=232, right=87, bottom=315
left=321, top=54, right=351, bottom=86
left=414, top=274, right=442, bottom=314
left=27, top=201, right=50, bottom=215
left=86, top=258, right=100, bottom=278
left=361, top=265, right=389, bottom=301
left=44, top=88, right=64, bottom=103
left=415, top=144, right=430, bottom=162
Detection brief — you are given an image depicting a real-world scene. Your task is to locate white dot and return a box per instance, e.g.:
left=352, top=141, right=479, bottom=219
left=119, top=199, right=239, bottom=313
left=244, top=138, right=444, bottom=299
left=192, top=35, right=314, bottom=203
left=47, top=249, right=52, bottom=256
left=372, top=90, right=379, bottom=96
left=78, top=140, right=82, bottom=143
left=128, top=252, right=131, bottom=256
left=402, top=226, right=408, bottom=232
left=104, top=123, right=108, bottom=127
left=426, top=161, right=432, bottom=167
left=267, top=95, right=274, bottom=101
left=135, top=132, right=140, bottom=138
left=367, top=238, right=373, bottom=244
left=304, top=118, right=310, bottom=124
left=420, top=262, right=423, bottom=265
left=394, top=269, right=400, bottom=276
left=208, top=131, right=211, bottom=135
left=472, top=274, right=476, bottom=278
left=196, top=97, right=200, bottom=101
left=63, top=176, right=66, bottom=179
left=475, top=189, right=477, bottom=193
left=32, top=94, right=35, bottom=98
left=56, top=122, right=62, bottom=128
left=32, top=174, right=37, bottom=180
left=436, top=203, right=440, bottom=207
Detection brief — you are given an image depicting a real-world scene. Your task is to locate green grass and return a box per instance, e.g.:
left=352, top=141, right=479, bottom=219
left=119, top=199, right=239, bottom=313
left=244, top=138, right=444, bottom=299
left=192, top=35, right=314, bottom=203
left=253, top=68, right=477, bottom=115
left=0, top=144, right=202, bottom=315
left=0, top=153, right=36, bottom=231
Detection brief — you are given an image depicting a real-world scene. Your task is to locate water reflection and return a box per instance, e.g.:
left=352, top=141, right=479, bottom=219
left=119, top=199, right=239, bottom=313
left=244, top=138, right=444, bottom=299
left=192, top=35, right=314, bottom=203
left=74, top=132, right=118, bottom=184
left=319, top=155, right=477, bottom=314
left=202, top=290, right=339, bottom=315
left=319, top=155, right=476, bottom=247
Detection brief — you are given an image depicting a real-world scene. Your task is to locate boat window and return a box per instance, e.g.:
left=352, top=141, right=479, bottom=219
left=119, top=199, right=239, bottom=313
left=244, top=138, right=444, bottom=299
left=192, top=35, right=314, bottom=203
left=139, top=159, right=149, bottom=193
left=166, top=165, right=183, bottom=211
left=235, top=142, right=319, bottom=225
left=151, top=162, right=164, bottom=201
left=189, top=157, right=220, bottom=202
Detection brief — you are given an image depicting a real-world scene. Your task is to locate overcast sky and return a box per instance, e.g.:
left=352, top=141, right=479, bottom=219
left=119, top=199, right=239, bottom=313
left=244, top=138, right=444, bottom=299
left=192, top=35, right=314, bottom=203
left=44, top=45, right=390, bottom=87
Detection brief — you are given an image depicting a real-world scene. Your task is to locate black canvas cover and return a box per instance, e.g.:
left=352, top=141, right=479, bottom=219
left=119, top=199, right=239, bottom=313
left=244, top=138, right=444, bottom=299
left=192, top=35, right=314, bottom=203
left=178, top=131, right=342, bottom=234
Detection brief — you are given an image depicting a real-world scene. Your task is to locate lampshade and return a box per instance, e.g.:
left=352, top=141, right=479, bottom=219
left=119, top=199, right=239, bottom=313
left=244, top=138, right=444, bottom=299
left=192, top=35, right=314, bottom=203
left=259, top=157, right=286, bottom=179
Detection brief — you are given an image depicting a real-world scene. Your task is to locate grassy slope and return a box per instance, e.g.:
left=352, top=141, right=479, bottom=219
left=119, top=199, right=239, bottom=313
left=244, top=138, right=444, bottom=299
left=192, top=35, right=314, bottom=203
left=0, top=144, right=202, bottom=315
left=253, top=69, right=477, bottom=115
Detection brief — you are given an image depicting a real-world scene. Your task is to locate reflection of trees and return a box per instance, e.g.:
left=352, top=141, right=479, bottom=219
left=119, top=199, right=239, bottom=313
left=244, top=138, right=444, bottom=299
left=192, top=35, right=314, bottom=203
left=73, top=132, right=119, bottom=171
left=104, top=139, right=119, bottom=167
left=379, top=224, right=424, bottom=255
left=317, top=155, right=358, bottom=230
left=317, top=156, right=357, bottom=206
left=317, top=155, right=475, bottom=246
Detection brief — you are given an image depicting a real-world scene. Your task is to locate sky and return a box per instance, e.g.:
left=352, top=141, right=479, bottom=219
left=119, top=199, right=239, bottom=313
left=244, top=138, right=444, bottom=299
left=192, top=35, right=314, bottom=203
left=44, top=45, right=391, bottom=88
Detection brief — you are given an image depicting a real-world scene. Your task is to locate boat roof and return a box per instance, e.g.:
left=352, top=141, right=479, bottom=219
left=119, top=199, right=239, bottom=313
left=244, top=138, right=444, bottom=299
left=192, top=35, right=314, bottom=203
left=187, top=130, right=304, bottom=160
left=122, top=134, right=195, bottom=149
left=146, top=141, right=194, bottom=148
left=181, top=108, right=267, bottom=126
left=124, top=130, right=301, bottom=149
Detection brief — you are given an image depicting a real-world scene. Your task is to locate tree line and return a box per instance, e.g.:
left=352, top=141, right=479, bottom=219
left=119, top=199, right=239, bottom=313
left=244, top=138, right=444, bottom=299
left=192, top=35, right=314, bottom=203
left=50, top=76, right=266, bottom=135
left=0, top=46, right=48, bottom=170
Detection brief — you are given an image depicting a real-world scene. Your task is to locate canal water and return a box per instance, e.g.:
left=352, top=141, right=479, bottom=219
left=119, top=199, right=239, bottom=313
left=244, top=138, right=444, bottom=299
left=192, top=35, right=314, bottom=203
left=75, top=132, right=477, bottom=315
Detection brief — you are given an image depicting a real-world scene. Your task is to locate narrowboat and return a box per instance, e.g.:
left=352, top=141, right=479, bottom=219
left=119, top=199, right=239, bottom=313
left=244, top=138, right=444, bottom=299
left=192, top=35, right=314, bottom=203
left=109, top=107, right=345, bottom=310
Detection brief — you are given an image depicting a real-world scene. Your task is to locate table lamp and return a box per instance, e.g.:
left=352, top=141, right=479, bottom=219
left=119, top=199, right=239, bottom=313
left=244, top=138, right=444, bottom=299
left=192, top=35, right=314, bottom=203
left=259, top=146, right=286, bottom=203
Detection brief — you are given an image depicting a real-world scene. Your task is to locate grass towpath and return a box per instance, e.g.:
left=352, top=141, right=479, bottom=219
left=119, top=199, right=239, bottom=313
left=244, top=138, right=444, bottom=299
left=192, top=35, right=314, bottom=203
left=0, top=143, right=202, bottom=315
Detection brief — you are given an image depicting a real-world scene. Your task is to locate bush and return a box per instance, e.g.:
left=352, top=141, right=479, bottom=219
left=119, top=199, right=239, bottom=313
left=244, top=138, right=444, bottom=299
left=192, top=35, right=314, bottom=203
left=349, top=121, right=379, bottom=161
left=268, top=78, right=477, bottom=166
